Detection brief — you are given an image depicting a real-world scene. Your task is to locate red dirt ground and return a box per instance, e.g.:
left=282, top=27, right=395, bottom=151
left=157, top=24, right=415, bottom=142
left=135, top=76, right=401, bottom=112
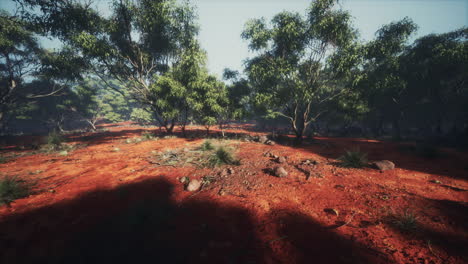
left=0, top=123, right=467, bottom=264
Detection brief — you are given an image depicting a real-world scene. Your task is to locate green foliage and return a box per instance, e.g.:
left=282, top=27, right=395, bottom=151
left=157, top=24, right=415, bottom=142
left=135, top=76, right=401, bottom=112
left=338, top=149, right=368, bottom=168
left=242, top=0, right=358, bottom=138
left=47, top=130, right=64, bottom=147
left=0, top=176, right=31, bottom=206
left=208, top=147, right=240, bottom=167
left=199, top=140, right=214, bottom=151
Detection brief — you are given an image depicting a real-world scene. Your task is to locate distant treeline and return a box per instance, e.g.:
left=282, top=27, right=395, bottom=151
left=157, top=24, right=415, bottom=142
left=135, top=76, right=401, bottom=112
left=1, top=0, right=466, bottom=147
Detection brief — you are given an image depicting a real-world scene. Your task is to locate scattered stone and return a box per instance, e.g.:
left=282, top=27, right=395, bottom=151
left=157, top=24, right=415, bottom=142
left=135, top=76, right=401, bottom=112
left=334, top=184, right=345, bottom=190
left=301, top=159, right=319, bottom=166
left=430, top=179, right=442, bottom=184
left=112, top=147, right=120, bottom=152
left=186, top=179, right=201, bottom=192
left=48, top=189, right=56, bottom=193
left=372, top=160, right=395, bottom=171
left=271, top=154, right=279, bottom=159
left=180, top=176, right=190, bottom=184
left=227, top=167, right=235, bottom=174
left=276, top=156, right=287, bottom=164
left=258, top=135, right=268, bottom=144
left=218, top=188, right=226, bottom=196
left=265, top=140, right=276, bottom=145
left=273, top=166, right=288, bottom=178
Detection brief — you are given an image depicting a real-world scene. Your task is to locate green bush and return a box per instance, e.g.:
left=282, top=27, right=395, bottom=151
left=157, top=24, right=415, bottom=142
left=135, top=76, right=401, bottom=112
left=200, top=140, right=215, bottom=151
left=338, top=149, right=368, bottom=168
left=208, top=146, right=240, bottom=167
left=0, top=176, right=31, bottom=206
left=47, top=130, right=64, bottom=147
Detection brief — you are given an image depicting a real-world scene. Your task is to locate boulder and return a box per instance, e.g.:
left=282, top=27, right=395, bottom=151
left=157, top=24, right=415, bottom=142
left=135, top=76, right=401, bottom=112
left=372, top=160, right=395, bottom=171
left=273, top=166, right=288, bottom=178
left=186, top=179, right=201, bottom=192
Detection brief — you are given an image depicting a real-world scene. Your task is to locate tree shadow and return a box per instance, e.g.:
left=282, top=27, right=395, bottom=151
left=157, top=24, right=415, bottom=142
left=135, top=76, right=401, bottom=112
left=0, top=177, right=390, bottom=264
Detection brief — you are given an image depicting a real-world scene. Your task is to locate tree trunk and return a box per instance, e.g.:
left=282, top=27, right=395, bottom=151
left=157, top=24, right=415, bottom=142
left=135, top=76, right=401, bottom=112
left=205, top=126, right=210, bottom=136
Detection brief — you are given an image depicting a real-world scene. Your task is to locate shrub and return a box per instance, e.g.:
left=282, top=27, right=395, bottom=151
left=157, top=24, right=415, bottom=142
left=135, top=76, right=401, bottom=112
left=338, top=149, right=368, bottom=168
left=200, top=140, right=215, bottom=151
left=47, top=130, right=63, bottom=147
left=208, top=146, right=240, bottom=167
left=0, top=176, right=31, bottom=206
left=0, top=156, right=7, bottom=164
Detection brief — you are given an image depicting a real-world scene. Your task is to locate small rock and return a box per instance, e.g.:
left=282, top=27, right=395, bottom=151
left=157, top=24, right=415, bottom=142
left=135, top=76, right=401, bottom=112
left=271, top=154, right=279, bottom=159
left=273, top=166, right=288, bottom=178
left=227, top=168, right=235, bottom=174
left=265, top=140, right=276, bottom=145
left=334, top=184, right=345, bottom=190
left=218, top=188, right=226, bottom=196
left=258, top=135, right=268, bottom=144
left=276, top=156, right=287, bottom=164
left=186, top=179, right=201, bottom=192
left=430, top=179, right=441, bottom=184
left=180, top=176, right=190, bottom=184
left=48, top=189, right=56, bottom=193
left=302, top=159, right=319, bottom=165
left=372, top=160, right=395, bottom=171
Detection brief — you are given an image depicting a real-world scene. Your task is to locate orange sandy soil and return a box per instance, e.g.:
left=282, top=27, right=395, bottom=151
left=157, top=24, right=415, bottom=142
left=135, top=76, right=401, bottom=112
left=0, top=123, right=467, bottom=264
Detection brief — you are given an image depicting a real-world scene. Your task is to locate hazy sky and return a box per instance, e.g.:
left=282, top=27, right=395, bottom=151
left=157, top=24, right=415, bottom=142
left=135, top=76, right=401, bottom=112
left=1, top=0, right=467, bottom=78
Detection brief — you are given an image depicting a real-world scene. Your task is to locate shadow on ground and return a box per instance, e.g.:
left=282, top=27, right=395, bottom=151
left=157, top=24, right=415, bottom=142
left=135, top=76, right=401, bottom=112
left=0, top=177, right=388, bottom=264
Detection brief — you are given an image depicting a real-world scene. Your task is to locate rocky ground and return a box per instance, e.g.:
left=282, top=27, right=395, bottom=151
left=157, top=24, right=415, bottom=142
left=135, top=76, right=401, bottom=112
left=0, top=123, right=467, bottom=264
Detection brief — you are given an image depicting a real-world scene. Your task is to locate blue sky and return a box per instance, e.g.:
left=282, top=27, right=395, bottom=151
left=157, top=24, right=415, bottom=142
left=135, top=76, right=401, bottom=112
left=1, top=0, right=467, bottom=78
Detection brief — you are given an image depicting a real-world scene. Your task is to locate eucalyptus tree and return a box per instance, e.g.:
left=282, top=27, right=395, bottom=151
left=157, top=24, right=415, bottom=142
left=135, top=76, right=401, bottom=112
left=401, top=28, right=468, bottom=136
left=0, top=11, right=82, bottom=133
left=15, top=0, right=201, bottom=132
left=242, top=0, right=358, bottom=140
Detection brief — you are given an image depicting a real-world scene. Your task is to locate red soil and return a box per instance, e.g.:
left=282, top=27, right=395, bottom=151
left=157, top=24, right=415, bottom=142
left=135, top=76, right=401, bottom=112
left=0, top=123, right=467, bottom=264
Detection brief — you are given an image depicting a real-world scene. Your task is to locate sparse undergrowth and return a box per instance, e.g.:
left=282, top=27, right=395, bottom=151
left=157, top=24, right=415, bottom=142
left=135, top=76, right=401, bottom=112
left=0, top=176, right=31, bottom=206
left=150, top=140, right=240, bottom=168
left=338, top=149, right=368, bottom=168
left=40, top=131, right=75, bottom=155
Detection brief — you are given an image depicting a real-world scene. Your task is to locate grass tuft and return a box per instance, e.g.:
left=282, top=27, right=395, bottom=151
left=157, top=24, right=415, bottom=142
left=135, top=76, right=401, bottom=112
left=208, top=146, right=240, bottom=167
left=0, top=176, right=31, bottom=206
left=142, top=131, right=156, bottom=140
left=338, top=148, right=368, bottom=168
left=199, top=140, right=215, bottom=151
left=389, top=209, right=419, bottom=232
